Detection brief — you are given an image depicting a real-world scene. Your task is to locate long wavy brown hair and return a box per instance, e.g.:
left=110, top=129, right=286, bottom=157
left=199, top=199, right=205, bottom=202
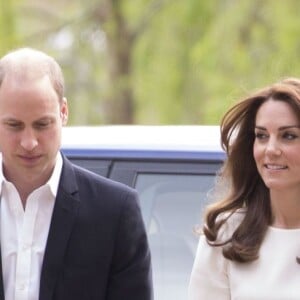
left=203, top=77, right=300, bottom=263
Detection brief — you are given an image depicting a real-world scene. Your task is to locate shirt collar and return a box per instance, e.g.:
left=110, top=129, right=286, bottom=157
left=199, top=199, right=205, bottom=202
left=0, top=152, right=63, bottom=198
left=0, top=156, right=4, bottom=196
left=47, top=152, right=63, bottom=197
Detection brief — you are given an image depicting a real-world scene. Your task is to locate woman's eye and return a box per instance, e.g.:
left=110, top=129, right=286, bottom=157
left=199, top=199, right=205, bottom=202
left=255, top=132, right=268, bottom=140
left=282, top=132, right=297, bottom=140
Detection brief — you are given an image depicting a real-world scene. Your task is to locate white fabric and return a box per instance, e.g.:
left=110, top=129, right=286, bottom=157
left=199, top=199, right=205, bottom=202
left=0, top=153, right=62, bottom=300
left=189, top=212, right=300, bottom=300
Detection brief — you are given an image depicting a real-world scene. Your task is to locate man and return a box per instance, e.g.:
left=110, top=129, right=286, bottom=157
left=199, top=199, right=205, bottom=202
left=0, top=48, right=153, bottom=300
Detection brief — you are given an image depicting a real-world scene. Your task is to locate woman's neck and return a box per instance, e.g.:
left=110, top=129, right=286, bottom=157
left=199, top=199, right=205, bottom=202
left=270, top=189, right=300, bottom=229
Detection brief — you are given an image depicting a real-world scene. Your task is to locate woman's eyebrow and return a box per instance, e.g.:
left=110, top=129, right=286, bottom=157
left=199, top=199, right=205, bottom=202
left=254, top=125, right=300, bottom=130
left=278, top=125, right=300, bottom=130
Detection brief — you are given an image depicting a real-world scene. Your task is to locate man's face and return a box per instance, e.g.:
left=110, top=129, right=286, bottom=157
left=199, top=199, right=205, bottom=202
left=0, top=75, right=68, bottom=187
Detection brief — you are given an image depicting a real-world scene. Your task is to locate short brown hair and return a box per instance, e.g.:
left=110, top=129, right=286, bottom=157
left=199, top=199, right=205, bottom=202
left=0, top=47, right=65, bottom=102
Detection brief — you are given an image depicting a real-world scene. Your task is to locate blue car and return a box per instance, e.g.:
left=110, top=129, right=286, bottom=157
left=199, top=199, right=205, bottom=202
left=61, top=125, right=225, bottom=300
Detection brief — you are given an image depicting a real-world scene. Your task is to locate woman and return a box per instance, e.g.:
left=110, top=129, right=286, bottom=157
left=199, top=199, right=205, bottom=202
left=188, top=78, right=300, bottom=299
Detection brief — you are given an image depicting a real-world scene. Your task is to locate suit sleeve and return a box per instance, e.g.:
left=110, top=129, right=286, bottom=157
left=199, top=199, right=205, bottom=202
left=188, top=234, right=230, bottom=300
left=106, top=189, right=153, bottom=300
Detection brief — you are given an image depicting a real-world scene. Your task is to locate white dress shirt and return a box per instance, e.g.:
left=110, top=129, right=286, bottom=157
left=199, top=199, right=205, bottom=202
left=0, top=153, right=63, bottom=300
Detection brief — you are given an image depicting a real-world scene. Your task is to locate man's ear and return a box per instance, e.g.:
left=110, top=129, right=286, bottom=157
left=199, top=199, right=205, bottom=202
left=61, top=97, right=68, bottom=125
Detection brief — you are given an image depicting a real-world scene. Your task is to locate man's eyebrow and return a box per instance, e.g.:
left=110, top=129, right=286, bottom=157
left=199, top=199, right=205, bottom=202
left=33, top=116, right=55, bottom=121
left=1, top=117, right=20, bottom=122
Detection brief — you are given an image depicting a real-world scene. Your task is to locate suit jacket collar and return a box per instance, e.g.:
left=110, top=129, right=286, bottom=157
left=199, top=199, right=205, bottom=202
left=0, top=249, right=4, bottom=300
left=39, top=154, right=80, bottom=300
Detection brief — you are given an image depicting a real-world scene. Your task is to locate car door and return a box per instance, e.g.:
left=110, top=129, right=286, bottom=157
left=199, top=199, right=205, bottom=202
left=109, top=159, right=222, bottom=300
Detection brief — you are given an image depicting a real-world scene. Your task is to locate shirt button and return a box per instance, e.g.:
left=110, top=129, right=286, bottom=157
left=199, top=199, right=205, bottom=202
left=19, top=283, right=26, bottom=290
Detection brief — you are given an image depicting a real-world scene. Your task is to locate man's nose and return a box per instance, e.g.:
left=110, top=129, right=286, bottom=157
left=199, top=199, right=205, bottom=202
left=20, top=129, right=38, bottom=151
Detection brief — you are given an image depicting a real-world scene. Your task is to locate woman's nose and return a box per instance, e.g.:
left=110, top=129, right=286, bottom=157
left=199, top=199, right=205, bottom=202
left=265, top=138, right=281, bottom=156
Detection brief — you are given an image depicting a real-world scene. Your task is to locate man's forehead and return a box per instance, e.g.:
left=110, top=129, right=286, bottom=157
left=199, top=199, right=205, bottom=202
left=2, top=74, right=52, bottom=88
left=1, top=48, right=50, bottom=67
left=1, top=53, right=50, bottom=82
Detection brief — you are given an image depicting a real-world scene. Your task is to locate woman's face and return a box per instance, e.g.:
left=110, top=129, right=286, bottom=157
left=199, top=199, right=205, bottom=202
left=253, top=99, right=300, bottom=192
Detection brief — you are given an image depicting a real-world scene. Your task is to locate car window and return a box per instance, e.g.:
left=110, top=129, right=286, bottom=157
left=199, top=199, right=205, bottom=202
left=135, top=173, right=215, bottom=300
left=65, top=158, right=111, bottom=177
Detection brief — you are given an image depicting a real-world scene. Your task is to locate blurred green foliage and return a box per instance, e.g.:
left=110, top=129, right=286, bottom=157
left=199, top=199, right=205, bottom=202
left=1, top=0, right=300, bottom=125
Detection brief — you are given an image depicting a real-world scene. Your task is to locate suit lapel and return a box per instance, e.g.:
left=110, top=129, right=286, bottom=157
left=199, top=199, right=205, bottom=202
left=39, top=156, right=80, bottom=300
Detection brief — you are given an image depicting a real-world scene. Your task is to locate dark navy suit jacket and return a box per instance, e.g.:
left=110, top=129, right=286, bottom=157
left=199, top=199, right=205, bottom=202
left=0, top=154, right=153, bottom=300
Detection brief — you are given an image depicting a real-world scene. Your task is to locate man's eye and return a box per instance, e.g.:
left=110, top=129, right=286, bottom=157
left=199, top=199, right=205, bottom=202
left=6, top=123, right=22, bottom=129
left=34, top=121, right=52, bottom=129
left=37, top=123, right=48, bottom=127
